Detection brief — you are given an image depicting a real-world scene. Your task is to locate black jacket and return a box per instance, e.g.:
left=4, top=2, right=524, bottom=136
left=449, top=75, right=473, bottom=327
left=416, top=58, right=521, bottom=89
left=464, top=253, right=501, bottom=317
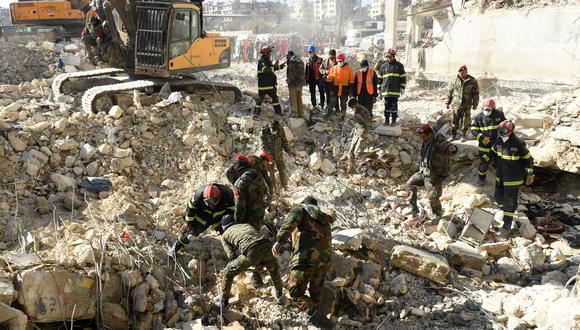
left=185, top=184, right=235, bottom=232
left=492, top=135, right=534, bottom=187
left=257, top=55, right=281, bottom=90
left=470, top=109, right=506, bottom=152
left=379, top=60, right=406, bottom=97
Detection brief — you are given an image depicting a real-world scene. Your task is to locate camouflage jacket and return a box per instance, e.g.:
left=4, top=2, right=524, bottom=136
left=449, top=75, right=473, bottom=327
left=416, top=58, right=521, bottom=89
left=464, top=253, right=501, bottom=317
left=276, top=204, right=334, bottom=271
left=419, top=133, right=457, bottom=177
left=233, top=168, right=269, bottom=227
left=260, top=126, right=290, bottom=160
left=286, top=55, right=306, bottom=88
left=221, top=223, right=270, bottom=259
left=248, top=155, right=276, bottom=195
left=447, top=74, right=479, bottom=110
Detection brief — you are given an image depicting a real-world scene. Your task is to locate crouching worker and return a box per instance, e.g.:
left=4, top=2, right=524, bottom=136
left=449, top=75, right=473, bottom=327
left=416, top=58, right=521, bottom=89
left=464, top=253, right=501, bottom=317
left=169, top=184, right=235, bottom=255
left=219, top=215, right=284, bottom=308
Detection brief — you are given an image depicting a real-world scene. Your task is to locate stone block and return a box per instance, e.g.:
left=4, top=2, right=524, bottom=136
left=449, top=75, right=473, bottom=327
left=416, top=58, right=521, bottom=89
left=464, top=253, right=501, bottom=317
left=375, top=125, right=402, bottom=137
left=239, top=116, right=254, bottom=130
left=320, top=158, right=336, bottom=174
left=445, top=241, right=486, bottom=270
left=552, top=127, right=580, bottom=147
left=332, top=228, right=364, bottom=250
left=497, top=257, right=523, bottom=274
left=309, top=152, right=322, bottom=171
left=102, top=303, right=128, bottom=330
left=17, top=269, right=96, bottom=322
left=360, top=261, right=381, bottom=285
left=389, top=245, right=450, bottom=284
left=459, top=208, right=494, bottom=244
left=108, top=105, right=124, bottom=119
left=0, top=274, right=16, bottom=305
left=329, top=252, right=356, bottom=284
left=50, top=173, right=76, bottom=191
left=480, top=241, right=510, bottom=256
left=518, top=243, right=545, bottom=269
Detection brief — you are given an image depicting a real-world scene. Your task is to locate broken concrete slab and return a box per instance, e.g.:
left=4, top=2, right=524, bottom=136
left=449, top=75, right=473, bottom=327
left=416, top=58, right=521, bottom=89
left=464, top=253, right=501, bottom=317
left=17, top=269, right=96, bottom=322
left=518, top=243, right=545, bottom=269
left=480, top=241, right=511, bottom=256
left=375, top=125, right=402, bottom=137
left=1, top=252, right=42, bottom=269
left=102, top=302, right=128, bottom=329
left=332, top=228, right=364, bottom=250
left=551, top=126, right=580, bottom=147
left=445, top=241, right=486, bottom=270
left=0, top=273, right=16, bottom=305
left=0, top=301, right=27, bottom=330
left=459, top=208, right=494, bottom=244
left=389, top=245, right=451, bottom=284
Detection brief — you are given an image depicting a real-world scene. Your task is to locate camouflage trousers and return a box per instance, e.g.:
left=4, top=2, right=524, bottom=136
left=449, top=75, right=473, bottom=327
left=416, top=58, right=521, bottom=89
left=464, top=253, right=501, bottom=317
left=221, top=240, right=283, bottom=302
left=452, top=106, right=471, bottom=135
left=287, top=266, right=326, bottom=312
left=407, top=171, right=445, bottom=216
left=274, top=157, right=288, bottom=188
left=348, top=128, right=370, bottom=172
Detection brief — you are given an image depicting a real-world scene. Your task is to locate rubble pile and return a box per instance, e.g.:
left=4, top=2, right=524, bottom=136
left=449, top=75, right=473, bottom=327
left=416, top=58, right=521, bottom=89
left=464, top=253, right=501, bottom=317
left=0, top=41, right=61, bottom=85
left=466, top=0, right=578, bottom=10
left=0, top=59, right=579, bottom=330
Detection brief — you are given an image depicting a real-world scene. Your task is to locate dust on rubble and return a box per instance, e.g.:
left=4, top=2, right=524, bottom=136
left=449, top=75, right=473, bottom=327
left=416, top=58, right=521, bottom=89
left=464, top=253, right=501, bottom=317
left=1, top=50, right=580, bottom=330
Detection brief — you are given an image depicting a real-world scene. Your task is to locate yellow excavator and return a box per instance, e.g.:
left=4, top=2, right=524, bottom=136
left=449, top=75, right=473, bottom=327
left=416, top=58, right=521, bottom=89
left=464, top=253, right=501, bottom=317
left=52, top=0, right=241, bottom=113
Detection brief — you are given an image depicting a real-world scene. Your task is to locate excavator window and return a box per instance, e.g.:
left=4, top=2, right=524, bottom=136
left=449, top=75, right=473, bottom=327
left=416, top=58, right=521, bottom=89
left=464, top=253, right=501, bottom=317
left=170, top=9, right=200, bottom=58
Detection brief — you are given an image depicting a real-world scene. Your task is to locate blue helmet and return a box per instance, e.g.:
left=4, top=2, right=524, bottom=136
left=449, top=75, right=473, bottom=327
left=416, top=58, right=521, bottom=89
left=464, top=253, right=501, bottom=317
left=307, top=45, right=316, bottom=52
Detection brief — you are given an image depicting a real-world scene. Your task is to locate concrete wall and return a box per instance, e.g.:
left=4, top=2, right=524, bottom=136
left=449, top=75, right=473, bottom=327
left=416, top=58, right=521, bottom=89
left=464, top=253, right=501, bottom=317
left=411, top=6, right=580, bottom=84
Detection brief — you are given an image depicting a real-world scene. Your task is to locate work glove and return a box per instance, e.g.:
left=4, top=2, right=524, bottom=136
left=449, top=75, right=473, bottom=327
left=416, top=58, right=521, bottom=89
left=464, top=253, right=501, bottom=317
left=526, top=174, right=535, bottom=186
left=482, top=136, right=491, bottom=145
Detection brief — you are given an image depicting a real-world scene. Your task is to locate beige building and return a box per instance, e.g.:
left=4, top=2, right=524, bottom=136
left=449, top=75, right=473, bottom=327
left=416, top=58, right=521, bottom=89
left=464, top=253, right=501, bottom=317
left=291, top=0, right=314, bottom=21
left=313, top=0, right=357, bottom=21
left=370, top=0, right=385, bottom=18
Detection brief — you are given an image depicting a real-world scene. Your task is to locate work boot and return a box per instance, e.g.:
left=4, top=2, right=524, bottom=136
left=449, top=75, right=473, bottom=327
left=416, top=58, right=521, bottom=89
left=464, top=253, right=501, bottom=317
left=308, top=309, right=335, bottom=329
left=250, top=272, right=264, bottom=288
left=384, top=117, right=390, bottom=126
left=390, top=115, right=397, bottom=126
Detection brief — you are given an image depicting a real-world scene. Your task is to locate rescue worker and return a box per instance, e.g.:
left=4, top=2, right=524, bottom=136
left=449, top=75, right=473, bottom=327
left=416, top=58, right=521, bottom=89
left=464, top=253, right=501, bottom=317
left=492, top=120, right=534, bottom=235
left=247, top=151, right=277, bottom=196
left=81, top=16, right=104, bottom=62
left=272, top=196, right=335, bottom=329
left=260, top=120, right=294, bottom=189
left=286, top=50, right=306, bottom=118
left=379, top=48, right=406, bottom=126
left=470, top=98, right=506, bottom=186
left=327, top=53, right=355, bottom=120
left=219, top=215, right=284, bottom=308
left=346, top=98, right=373, bottom=174
left=352, top=59, right=379, bottom=114
left=320, top=49, right=338, bottom=111
left=255, top=46, right=285, bottom=117
left=407, top=124, right=458, bottom=217
left=305, top=45, right=325, bottom=108
left=225, top=154, right=270, bottom=230
left=446, top=65, right=480, bottom=140
left=169, top=184, right=235, bottom=254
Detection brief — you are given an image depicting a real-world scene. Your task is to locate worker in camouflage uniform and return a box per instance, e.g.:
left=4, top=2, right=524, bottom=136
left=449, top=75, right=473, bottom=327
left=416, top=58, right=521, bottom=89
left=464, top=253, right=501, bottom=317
left=272, top=196, right=335, bottom=329
left=470, top=98, right=506, bottom=186
left=446, top=65, right=480, bottom=140
left=219, top=216, right=284, bottom=308
left=407, top=124, right=458, bottom=218
left=346, top=98, right=373, bottom=174
left=247, top=151, right=277, bottom=195
left=260, top=120, right=294, bottom=189
left=169, top=183, right=235, bottom=255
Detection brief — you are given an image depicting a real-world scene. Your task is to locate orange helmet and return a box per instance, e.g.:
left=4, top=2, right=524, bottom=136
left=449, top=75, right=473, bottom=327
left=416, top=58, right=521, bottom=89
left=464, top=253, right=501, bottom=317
left=202, top=184, right=222, bottom=208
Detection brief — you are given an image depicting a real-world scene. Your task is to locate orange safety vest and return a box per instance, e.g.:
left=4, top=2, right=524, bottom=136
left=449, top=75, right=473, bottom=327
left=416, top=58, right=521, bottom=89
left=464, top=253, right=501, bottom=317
left=356, top=69, right=375, bottom=95
left=328, top=65, right=355, bottom=96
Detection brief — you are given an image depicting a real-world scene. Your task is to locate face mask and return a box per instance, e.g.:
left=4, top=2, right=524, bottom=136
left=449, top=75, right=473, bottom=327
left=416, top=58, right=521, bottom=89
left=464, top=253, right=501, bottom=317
left=501, top=135, right=509, bottom=142
left=338, top=62, right=344, bottom=67
left=483, top=109, right=492, bottom=116
left=362, top=67, right=368, bottom=72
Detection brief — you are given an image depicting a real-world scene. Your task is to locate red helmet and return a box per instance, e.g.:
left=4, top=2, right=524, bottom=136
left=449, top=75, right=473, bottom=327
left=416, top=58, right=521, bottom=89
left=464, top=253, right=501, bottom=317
left=483, top=98, right=496, bottom=110
left=336, top=53, right=346, bottom=61
left=458, top=65, right=467, bottom=72
left=261, top=46, right=272, bottom=55
left=234, top=153, right=250, bottom=164
left=416, top=123, right=432, bottom=134
left=385, top=48, right=397, bottom=56
left=260, top=150, right=274, bottom=164
left=203, top=184, right=222, bottom=207
left=497, top=120, right=515, bottom=136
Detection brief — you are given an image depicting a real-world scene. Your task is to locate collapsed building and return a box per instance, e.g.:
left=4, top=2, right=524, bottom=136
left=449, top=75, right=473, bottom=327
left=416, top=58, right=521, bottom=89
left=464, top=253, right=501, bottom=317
left=0, top=1, right=579, bottom=329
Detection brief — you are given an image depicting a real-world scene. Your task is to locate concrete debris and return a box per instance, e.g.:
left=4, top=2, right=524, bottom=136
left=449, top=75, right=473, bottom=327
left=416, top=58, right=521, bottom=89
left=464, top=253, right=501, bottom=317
left=389, top=245, right=451, bottom=284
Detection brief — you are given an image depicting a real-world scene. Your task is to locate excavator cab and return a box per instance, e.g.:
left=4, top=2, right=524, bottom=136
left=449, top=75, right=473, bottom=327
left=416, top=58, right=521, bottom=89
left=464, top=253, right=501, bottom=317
left=134, top=0, right=230, bottom=77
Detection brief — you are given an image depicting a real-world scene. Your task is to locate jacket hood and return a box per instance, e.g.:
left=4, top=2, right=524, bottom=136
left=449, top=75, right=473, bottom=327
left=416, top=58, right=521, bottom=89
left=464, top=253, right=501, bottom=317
left=302, top=204, right=334, bottom=224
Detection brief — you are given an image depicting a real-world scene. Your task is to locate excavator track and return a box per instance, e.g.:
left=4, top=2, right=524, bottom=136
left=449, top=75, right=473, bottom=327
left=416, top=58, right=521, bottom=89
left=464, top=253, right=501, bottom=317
left=81, top=78, right=242, bottom=113
left=52, top=68, right=125, bottom=101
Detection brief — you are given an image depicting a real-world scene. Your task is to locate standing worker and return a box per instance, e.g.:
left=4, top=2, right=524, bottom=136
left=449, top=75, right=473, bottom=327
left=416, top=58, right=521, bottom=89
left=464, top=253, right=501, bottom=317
left=320, top=49, right=338, bottom=112
left=379, top=48, right=406, bottom=126
left=169, top=184, right=235, bottom=255
left=352, top=59, right=379, bottom=115
left=446, top=65, right=479, bottom=141
left=346, top=98, right=374, bottom=174
left=326, top=53, right=355, bottom=120
left=470, top=98, right=506, bottom=186
left=492, top=120, right=534, bottom=236
left=305, top=45, right=325, bottom=109
left=218, top=216, right=284, bottom=308
left=407, top=124, right=458, bottom=218
left=272, top=196, right=335, bottom=329
left=255, top=46, right=285, bottom=117
left=260, top=120, right=294, bottom=190
left=286, top=50, right=306, bottom=118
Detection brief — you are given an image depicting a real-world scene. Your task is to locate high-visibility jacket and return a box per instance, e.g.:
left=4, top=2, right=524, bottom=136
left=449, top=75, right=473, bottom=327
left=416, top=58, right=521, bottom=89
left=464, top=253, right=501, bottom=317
left=305, top=55, right=323, bottom=83
left=257, top=55, right=281, bottom=91
left=492, top=135, right=534, bottom=187
left=185, top=184, right=236, bottom=230
left=470, top=109, right=506, bottom=157
left=327, top=64, right=354, bottom=96
left=354, top=68, right=378, bottom=96
left=379, top=60, right=406, bottom=97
